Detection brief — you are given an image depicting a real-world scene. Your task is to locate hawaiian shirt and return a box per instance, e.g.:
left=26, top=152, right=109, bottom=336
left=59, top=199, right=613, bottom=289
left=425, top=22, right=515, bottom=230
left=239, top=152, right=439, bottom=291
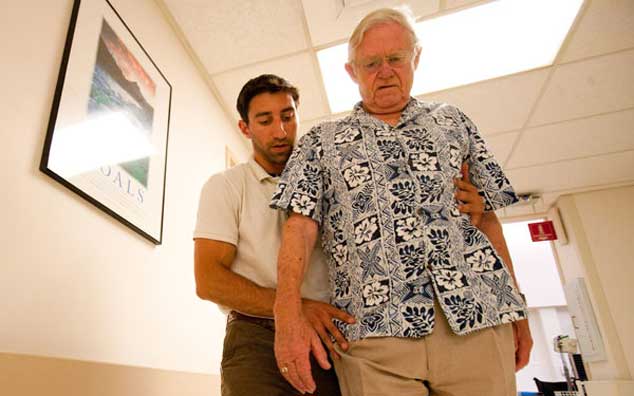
left=271, top=98, right=528, bottom=341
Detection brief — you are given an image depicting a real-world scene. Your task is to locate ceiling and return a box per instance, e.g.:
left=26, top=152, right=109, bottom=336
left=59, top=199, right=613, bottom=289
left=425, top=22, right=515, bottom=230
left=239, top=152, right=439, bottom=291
left=159, top=0, right=634, bottom=216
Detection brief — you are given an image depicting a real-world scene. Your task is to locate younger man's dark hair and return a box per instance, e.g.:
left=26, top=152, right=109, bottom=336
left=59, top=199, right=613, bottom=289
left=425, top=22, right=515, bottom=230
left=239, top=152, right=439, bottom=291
left=236, top=74, right=300, bottom=123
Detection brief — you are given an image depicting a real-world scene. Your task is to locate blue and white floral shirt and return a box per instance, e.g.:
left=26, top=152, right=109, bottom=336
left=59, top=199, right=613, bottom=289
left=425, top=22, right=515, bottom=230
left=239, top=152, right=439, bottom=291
left=271, top=98, right=528, bottom=341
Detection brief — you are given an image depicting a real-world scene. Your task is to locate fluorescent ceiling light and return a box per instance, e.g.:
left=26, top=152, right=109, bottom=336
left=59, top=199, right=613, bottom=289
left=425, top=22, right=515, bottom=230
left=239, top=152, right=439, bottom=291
left=318, top=0, right=583, bottom=114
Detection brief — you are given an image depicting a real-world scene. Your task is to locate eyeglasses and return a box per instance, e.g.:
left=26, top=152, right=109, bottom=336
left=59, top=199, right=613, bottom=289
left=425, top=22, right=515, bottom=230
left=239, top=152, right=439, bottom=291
left=354, top=50, right=415, bottom=73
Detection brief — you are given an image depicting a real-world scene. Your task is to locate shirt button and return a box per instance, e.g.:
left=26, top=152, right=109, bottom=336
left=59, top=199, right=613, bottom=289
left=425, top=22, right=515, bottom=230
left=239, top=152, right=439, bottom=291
left=416, top=207, right=424, bottom=216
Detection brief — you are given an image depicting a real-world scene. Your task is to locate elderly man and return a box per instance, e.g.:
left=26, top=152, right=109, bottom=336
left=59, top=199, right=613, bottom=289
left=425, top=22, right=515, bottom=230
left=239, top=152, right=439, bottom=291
left=271, top=8, right=532, bottom=396
left=194, top=74, right=487, bottom=396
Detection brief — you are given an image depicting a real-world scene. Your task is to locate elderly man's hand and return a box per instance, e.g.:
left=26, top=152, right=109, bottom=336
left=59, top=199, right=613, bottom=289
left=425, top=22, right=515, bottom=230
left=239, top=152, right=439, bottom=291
left=274, top=310, right=330, bottom=394
left=454, top=163, right=485, bottom=227
left=302, top=299, right=355, bottom=360
left=513, top=319, right=533, bottom=371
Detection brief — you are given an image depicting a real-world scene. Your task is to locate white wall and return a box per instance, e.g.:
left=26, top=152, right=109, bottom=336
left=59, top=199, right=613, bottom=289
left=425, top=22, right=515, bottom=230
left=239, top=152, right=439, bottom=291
left=503, top=219, right=567, bottom=307
left=503, top=219, right=576, bottom=391
left=554, top=186, right=634, bottom=380
left=516, top=307, right=576, bottom=391
left=0, top=0, right=247, bottom=379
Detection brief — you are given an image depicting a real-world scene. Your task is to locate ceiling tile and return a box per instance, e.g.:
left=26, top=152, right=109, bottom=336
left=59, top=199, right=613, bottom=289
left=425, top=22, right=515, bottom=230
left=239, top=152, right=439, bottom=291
left=507, top=109, right=634, bottom=169
left=164, top=0, right=308, bottom=74
left=344, top=0, right=378, bottom=6
left=560, top=0, right=634, bottom=63
left=302, top=0, right=440, bottom=47
left=212, top=52, right=329, bottom=123
left=443, top=0, right=483, bottom=10
left=505, top=151, right=634, bottom=195
left=486, top=131, right=520, bottom=166
left=530, top=49, right=634, bottom=126
left=420, top=69, right=550, bottom=135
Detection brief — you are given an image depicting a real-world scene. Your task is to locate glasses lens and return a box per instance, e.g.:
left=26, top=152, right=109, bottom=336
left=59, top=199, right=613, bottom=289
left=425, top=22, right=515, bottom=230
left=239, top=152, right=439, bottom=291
left=359, top=51, right=411, bottom=72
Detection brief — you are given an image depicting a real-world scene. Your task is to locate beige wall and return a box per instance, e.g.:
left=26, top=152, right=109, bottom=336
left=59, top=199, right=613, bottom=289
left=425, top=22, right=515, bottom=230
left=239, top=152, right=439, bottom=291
left=554, top=185, right=634, bottom=380
left=1, top=0, right=247, bottom=393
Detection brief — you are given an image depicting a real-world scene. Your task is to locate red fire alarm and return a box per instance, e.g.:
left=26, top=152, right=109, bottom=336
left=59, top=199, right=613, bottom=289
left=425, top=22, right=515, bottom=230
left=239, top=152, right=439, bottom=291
left=528, top=220, right=558, bottom=242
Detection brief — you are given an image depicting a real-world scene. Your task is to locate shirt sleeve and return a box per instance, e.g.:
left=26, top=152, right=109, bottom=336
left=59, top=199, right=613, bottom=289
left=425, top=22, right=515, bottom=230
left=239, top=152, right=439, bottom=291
left=270, top=129, right=324, bottom=223
left=458, top=108, right=519, bottom=212
left=193, top=172, right=240, bottom=244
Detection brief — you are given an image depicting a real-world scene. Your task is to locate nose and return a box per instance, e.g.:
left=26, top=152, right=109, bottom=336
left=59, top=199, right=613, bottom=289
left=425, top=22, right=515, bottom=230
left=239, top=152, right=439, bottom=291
left=272, top=119, right=287, bottom=138
left=377, top=61, right=395, bottom=78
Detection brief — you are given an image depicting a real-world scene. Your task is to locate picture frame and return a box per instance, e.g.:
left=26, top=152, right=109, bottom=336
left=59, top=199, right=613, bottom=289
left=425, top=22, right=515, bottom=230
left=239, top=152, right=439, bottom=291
left=41, top=0, right=172, bottom=244
left=225, top=146, right=238, bottom=169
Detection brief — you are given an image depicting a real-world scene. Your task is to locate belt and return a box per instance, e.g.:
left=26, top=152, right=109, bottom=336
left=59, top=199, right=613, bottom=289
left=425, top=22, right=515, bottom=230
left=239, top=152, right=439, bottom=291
left=227, top=311, right=275, bottom=332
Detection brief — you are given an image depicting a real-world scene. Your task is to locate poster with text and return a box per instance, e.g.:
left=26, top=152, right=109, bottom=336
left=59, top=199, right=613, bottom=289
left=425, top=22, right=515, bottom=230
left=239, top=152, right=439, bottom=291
left=41, top=0, right=171, bottom=244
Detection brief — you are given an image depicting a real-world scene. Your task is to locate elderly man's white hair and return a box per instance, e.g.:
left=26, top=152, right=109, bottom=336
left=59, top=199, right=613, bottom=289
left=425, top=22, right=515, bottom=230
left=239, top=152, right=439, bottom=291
left=347, top=6, right=420, bottom=62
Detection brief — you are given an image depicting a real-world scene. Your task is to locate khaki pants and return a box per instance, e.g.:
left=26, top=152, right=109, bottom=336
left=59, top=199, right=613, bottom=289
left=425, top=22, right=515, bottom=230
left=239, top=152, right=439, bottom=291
left=333, top=307, right=515, bottom=396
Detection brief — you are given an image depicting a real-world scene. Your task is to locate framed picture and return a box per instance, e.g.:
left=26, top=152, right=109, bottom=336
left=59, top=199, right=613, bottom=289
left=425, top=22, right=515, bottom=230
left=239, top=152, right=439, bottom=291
left=41, top=0, right=172, bottom=244
left=225, top=146, right=238, bottom=169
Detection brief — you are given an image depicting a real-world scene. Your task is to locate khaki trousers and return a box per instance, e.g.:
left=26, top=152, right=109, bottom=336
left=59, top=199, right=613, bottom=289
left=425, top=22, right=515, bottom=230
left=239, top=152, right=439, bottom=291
left=333, top=307, right=515, bottom=396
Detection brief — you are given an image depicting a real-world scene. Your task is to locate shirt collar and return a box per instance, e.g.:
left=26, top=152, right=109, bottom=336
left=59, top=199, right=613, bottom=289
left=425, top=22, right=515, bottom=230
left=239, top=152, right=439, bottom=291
left=350, top=97, right=430, bottom=127
left=247, top=157, right=278, bottom=183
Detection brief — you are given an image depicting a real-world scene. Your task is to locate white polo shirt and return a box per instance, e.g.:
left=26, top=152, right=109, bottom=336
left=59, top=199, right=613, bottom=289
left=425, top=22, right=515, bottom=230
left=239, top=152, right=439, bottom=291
left=194, top=157, right=330, bottom=315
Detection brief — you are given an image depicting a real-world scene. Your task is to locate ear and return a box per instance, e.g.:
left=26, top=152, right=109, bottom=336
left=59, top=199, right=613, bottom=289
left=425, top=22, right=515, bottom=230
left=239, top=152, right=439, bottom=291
left=413, top=47, right=421, bottom=70
left=345, top=62, right=358, bottom=83
left=238, top=120, right=251, bottom=139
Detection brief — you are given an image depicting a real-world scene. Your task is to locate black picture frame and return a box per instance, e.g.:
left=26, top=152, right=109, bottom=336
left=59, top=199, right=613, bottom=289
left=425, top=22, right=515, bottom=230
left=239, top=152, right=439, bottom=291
left=41, top=0, right=172, bottom=244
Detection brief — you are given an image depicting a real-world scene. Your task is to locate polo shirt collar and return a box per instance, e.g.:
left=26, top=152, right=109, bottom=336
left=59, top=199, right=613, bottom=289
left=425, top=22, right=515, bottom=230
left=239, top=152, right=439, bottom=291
left=247, top=157, right=278, bottom=182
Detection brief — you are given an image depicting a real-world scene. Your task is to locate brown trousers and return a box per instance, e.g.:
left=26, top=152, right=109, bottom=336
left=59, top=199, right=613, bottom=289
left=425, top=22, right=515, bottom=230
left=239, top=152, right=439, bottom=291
left=221, top=316, right=341, bottom=396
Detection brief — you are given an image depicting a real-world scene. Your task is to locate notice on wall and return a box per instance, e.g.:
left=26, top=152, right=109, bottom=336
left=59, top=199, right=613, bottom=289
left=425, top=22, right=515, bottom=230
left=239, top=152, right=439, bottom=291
left=564, top=278, right=607, bottom=362
left=528, top=220, right=558, bottom=242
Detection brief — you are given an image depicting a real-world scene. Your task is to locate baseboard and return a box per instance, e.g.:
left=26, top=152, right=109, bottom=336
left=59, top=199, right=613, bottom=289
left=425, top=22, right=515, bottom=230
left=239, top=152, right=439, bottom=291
left=0, top=352, right=220, bottom=396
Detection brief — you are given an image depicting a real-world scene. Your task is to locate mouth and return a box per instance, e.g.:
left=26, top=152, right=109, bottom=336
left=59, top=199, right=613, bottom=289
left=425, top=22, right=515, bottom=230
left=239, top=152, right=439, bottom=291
left=377, top=84, right=398, bottom=91
left=270, top=144, right=291, bottom=152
